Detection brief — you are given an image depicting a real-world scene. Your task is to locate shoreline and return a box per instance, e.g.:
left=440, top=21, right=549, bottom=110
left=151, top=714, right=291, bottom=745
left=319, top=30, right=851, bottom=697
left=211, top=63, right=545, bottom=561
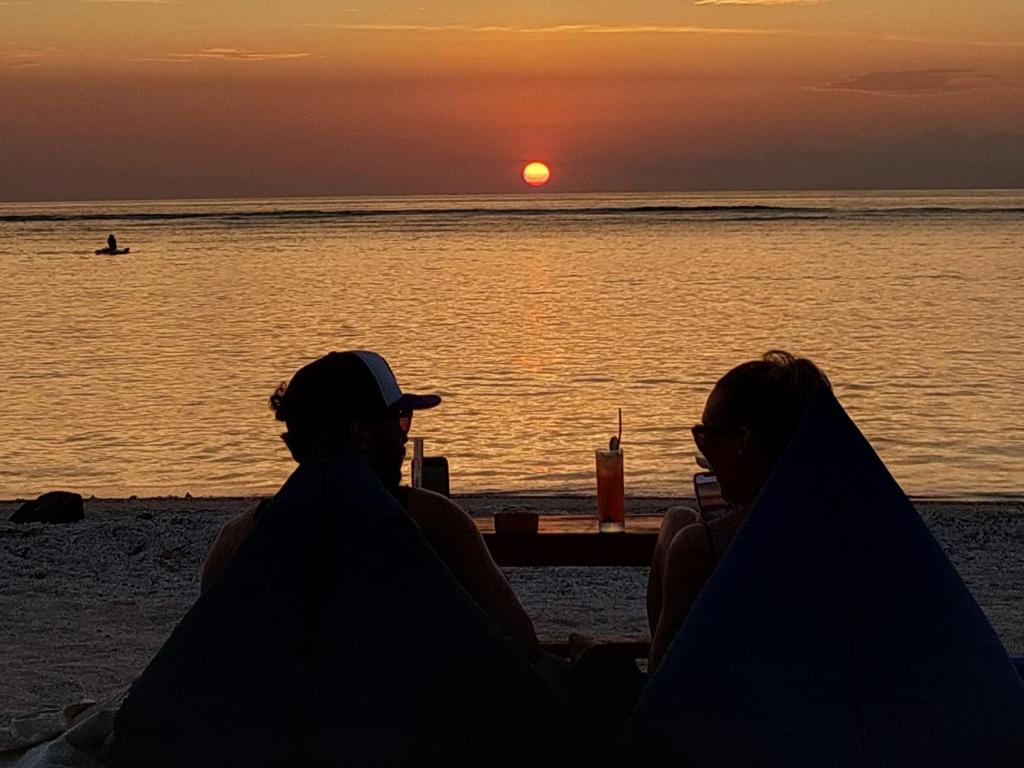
left=3, top=492, right=1023, bottom=512
left=2, top=494, right=1022, bottom=751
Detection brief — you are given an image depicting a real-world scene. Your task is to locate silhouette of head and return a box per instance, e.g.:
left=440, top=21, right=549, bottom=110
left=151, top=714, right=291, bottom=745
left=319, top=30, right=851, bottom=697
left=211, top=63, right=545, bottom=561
left=693, top=351, right=830, bottom=505
left=269, top=351, right=440, bottom=487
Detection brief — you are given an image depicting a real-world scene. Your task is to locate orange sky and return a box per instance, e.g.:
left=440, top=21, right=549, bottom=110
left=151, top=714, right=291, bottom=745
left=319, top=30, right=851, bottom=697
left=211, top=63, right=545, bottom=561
left=1, top=1, right=1022, bottom=200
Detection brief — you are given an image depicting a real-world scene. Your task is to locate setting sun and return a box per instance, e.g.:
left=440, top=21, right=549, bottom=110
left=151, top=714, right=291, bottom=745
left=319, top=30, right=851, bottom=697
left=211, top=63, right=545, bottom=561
left=522, top=161, right=551, bottom=187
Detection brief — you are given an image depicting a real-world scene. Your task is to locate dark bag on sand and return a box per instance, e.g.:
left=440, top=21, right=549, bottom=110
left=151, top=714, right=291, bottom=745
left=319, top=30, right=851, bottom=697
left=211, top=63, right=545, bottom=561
left=624, top=388, right=1024, bottom=767
left=112, top=432, right=573, bottom=767
left=10, top=491, right=84, bottom=524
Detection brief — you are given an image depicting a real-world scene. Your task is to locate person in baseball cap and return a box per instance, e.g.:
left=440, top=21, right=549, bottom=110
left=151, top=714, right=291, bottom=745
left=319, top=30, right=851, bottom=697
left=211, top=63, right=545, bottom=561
left=201, top=350, right=538, bottom=655
left=268, top=350, right=441, bottom=485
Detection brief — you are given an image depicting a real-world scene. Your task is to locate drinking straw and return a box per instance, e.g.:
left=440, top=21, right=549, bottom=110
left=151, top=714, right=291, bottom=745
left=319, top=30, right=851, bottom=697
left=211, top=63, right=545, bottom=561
left=610, top=408, right=623, bottom=451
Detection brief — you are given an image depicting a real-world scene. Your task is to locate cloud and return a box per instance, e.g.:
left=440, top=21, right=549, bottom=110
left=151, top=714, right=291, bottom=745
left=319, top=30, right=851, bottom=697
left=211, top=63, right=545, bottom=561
left=300, top=23, right=786, bottom=36
left=192, top=48, right=310, bottom=61
left=875, top=33, right=1024, bottom=50
left=533, top=24, right=782, bottom=35
left=140, top=48, right=311, bottom=63
left=137, top=48, right=311, bottom=63
left=816, top=68, right=1005, bottom=95
left=695, top=0, right=827, bottom=5
left=296, top=22, right=1020, bottom=50
left=0, top=46, right=57, bottom=67
left=628, top=130, right=1024, bottom=192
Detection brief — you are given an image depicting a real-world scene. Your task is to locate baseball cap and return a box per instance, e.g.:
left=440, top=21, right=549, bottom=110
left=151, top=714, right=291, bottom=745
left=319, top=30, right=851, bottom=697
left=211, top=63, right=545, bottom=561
left=271, top=350, right=441, bottom=433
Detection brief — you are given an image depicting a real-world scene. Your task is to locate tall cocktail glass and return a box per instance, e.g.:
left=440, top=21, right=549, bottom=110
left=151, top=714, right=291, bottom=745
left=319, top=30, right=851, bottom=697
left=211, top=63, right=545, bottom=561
left=595, top=448, right=625, bottom=532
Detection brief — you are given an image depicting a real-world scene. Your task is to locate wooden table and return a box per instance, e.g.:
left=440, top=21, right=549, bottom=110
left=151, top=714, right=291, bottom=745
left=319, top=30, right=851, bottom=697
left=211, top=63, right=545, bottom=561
left=475, top=514, right=663, bottom=658
left=476, top=514, right=663, bottom=567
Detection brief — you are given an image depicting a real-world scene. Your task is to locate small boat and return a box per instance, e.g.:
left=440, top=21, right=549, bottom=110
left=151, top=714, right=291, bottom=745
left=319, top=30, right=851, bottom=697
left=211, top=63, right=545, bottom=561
left=95, top=247, right=130, bottom=255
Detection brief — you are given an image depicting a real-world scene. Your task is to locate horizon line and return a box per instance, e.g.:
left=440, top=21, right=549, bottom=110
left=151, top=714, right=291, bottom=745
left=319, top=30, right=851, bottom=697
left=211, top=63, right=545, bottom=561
left=3, top=185, right=1023, bottom=206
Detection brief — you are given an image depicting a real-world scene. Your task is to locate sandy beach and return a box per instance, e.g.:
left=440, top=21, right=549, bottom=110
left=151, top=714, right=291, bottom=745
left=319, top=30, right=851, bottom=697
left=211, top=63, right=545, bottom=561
left=2, top=494, right=1022, bottom=753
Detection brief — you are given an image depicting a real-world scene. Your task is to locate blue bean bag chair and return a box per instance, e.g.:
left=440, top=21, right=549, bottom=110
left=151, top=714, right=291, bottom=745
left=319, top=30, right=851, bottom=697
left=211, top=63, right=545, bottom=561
left=112, top=431, right=573, bottom=767
left=625, top=388, right=1024, bottom=767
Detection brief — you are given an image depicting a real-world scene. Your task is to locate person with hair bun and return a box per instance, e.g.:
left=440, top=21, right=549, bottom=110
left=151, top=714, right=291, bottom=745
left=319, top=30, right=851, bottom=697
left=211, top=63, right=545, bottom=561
left=646, top=351, right=830, bottom=670
left=200, top=350, right=538, bottom=655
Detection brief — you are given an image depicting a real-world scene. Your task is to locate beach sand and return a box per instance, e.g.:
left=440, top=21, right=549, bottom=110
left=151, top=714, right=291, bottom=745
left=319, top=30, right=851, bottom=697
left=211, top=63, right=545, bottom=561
left=1, top=494, right=1022, bottom=752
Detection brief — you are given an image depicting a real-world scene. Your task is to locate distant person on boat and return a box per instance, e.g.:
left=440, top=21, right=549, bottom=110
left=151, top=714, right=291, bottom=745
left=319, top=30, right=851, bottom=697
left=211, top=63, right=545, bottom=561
left=97, top=233, right=128, bottom=255
left=200, top=349, right=539, bottom=655
left=646, top=351, right=830, bottom=670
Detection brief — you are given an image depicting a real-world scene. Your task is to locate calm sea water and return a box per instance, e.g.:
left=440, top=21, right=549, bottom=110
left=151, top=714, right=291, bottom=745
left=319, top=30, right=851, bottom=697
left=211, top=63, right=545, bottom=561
left=1, top=191, right=1022, bottom=499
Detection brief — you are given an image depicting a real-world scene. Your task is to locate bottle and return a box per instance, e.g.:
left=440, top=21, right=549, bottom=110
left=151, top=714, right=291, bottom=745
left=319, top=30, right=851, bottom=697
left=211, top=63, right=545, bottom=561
left=411, top=437, right=425, bottom=489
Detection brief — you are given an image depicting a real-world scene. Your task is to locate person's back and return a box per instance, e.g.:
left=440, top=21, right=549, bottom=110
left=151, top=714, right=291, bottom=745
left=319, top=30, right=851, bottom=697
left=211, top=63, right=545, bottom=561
left=202, top=484, right=537, bottom=653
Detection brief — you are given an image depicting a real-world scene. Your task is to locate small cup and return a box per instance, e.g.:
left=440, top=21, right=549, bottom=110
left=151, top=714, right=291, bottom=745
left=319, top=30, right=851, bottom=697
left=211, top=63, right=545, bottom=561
left=595, top=448, right=625, bottom=532
left=494, top=511, right=539, bottom=534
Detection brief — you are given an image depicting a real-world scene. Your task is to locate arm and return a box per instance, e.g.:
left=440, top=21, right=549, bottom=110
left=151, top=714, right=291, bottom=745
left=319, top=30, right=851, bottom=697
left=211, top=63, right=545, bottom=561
left=199, top=507, right=256, bottom=595
left=407, top=488, right=539, bottom=656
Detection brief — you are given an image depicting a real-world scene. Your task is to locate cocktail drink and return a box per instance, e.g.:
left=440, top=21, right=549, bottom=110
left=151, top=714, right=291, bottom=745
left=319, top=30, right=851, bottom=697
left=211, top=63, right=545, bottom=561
left=595, top=447, right=625, bottom=532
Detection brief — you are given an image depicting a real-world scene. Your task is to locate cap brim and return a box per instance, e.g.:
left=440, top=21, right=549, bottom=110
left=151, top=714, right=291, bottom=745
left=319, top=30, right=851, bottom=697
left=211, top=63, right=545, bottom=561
left=395, top=393, right=442, bottom=411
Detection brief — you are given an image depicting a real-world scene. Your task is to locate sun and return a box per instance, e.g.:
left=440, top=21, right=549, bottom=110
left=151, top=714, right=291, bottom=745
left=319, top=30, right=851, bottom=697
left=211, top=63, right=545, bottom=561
left=522, top=161, right=551, bottom=187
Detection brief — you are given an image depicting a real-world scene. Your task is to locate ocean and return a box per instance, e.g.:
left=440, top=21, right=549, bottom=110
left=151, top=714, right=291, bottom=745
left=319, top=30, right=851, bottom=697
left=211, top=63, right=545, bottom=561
left=1, top=190, right=1022, bottom=499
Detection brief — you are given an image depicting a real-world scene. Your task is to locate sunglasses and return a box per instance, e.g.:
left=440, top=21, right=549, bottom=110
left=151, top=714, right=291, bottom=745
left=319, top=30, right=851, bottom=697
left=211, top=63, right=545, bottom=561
left=397, top=409, right=413, bottom=435
left=350, top=408, right=414, bottom=437
left=690, top=422, right=740, bottom=451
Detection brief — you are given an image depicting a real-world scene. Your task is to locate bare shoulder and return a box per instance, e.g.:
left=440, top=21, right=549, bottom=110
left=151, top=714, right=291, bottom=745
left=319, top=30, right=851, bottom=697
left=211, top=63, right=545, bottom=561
left=217, top=507, right=257, bottom=542
left=406, top=488, right=476, bottom=532
left=405, top=488, right=496, bottom=571
left=201, top=505, right=258, bottom=594
left=407, top=486, right=466, bottom=514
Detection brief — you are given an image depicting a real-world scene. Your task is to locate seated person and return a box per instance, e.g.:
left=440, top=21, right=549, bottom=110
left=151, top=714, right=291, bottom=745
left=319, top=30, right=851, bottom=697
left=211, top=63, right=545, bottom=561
left=200, top=349, right=538, bottom=656
left=646, top=350, right=830, bottom=670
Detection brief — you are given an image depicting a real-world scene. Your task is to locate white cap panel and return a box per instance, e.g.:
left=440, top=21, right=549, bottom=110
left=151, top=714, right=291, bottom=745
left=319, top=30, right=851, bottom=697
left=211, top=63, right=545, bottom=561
left=352, top=350, right=403, bottom=407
